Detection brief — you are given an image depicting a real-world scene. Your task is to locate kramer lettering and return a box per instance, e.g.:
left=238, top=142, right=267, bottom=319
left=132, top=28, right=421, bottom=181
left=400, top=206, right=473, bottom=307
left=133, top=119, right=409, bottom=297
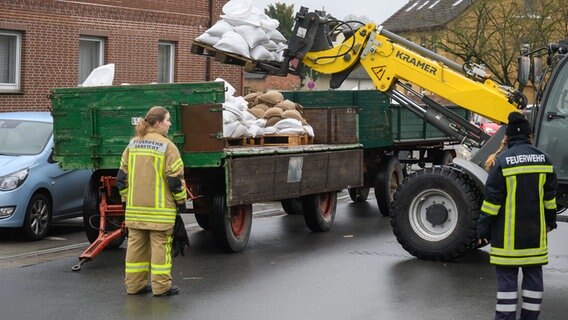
left=396, top=51, right=437, bottom=76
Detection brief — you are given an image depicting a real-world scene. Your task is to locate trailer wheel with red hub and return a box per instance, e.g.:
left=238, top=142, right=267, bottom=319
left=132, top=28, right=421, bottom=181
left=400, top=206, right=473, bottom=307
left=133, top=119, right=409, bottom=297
left=302, top=191, right=337, bottom=232
left=210, top=193, right=252, bottom=253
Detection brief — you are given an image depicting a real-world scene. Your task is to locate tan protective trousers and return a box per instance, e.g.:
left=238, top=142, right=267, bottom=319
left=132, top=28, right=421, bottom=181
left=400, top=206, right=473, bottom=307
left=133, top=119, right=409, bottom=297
left=125, top=227, right=173, bottom=295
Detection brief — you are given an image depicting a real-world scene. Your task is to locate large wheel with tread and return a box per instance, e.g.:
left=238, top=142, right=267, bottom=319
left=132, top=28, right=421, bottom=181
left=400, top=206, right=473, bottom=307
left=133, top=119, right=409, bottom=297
left=83, top=174, right=125, bottom=248
left=22, top=193, right=52, bottom=240
left=390, top=167, right=480, bottom=261
left=375, top=156, right=403, bottom=217
left=210, top=193, right=252, bottom=253
left=302, top=192, right=337, bottom=232
left=348, top=187, right=370, bottom=203
left=194, top=214, right=211, bottom=230
left=281, top=198, right=303, bottom=215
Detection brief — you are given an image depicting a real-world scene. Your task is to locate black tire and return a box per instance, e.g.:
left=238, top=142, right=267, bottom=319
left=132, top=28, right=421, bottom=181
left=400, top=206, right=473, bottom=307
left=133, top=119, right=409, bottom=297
left=302, top=192, right=337, bottom=232
left=375, top=156, right=403, bottom=217
left=194, top=214, right=210, bottom=230
left=390, top=167, right=480, bottom=261
left=210, top=193, right=252, bottom=253
left=83, top=174, right=125, bottom=248
left=22, top=193, right=52, bottom=240
left=281, top=198, right=303, bottom=215
left=348, top=187, right=370, bottom=202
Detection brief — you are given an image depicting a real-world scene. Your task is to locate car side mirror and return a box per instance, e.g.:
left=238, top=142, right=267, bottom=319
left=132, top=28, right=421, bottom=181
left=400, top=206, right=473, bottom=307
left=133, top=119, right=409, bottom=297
left=47, top=148, right=58, bottom=164
left=532, top=57, right=543, bottom=86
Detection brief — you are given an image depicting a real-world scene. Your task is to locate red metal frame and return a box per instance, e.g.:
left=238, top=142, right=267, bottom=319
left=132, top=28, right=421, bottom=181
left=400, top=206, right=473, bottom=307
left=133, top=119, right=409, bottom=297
left=72, top=175, right=197, bottom=271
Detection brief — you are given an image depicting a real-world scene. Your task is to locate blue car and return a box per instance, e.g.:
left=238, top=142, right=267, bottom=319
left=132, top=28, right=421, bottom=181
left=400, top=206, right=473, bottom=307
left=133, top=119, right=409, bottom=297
left=0, top=112, right=92, bottom=240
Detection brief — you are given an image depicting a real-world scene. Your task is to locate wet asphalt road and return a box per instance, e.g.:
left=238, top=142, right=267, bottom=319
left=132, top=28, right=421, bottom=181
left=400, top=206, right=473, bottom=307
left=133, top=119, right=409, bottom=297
left=1, top=194, right=568, bottom=320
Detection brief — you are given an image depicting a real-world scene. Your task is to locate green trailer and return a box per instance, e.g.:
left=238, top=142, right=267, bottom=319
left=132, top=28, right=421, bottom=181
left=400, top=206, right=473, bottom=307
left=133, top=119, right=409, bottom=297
left=283, top=90, right=468, bottom=215
left=51, top=82, right=363, bottom=255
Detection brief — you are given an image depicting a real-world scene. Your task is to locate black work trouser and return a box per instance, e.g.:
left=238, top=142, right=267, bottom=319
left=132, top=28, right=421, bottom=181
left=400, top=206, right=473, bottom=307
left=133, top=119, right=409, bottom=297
left=495, top=265, right=543, bottom=320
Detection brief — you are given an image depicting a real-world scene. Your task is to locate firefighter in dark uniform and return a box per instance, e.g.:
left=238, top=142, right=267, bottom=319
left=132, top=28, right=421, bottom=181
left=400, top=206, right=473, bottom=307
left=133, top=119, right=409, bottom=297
left=116, top=106, right=187, bottom=296
left=478, top=111, right=557, bottom=320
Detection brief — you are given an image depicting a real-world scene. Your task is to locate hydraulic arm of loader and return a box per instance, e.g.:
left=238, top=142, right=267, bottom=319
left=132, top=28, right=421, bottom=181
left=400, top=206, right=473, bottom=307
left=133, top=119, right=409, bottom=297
left=264, top=7, right=524, bottom=148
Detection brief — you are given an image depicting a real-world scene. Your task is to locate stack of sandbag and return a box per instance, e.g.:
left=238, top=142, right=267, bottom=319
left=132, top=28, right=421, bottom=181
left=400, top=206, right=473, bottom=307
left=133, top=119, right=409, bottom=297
left=243, top=91, right=315, bottom=138
left=195, top=0, right=288, bottom=62
left=218, top=78, right=315, bottom=140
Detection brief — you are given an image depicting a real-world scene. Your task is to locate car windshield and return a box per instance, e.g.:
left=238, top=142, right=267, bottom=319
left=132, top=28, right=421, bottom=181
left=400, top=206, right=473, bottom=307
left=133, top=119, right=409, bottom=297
left=0, top=119, right=52, bottom=155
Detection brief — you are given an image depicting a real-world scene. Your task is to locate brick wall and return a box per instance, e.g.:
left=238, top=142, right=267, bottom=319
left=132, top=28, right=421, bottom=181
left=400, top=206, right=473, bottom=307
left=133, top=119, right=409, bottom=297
left=0, top=0, right=242, bottom=112
left=245, top=75, right=302, bottom=94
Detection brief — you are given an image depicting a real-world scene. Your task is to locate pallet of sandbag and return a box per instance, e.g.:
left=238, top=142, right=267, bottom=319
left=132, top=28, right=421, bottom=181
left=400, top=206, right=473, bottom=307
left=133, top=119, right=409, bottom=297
left=190, top=41, right=291, bottom=75
left=262, top=134, right=312, bottom=146
left=225, top=136, right=264, bottom=147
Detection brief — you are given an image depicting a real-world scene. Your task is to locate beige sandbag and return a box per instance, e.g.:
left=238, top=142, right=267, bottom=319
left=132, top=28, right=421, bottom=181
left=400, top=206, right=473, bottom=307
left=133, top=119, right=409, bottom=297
left=264, top=107, right=283, bottom=119
left=244, top=92, right=261, bottom=103
left=295, top=103, right=304, bottom=114
left=265, top=116, right=282, bottom=127
left=281, top=109, right=303, bottom=121
left=252, top=103, right=269, bottom=111
left=274, top=99, right=296, bottom=111
left=248, top=107, right=265, bottom=119
left=259, top=90, right=284, bottom=106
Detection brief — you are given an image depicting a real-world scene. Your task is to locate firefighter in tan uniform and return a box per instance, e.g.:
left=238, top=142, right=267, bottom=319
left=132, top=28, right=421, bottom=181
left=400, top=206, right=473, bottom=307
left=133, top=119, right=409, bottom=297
left=116, top=106, right=187, bottom=296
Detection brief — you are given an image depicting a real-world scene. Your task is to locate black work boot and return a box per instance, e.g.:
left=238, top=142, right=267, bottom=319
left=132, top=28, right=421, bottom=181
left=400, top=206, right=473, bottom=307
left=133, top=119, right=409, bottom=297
left=154, top=285, right=179, bottom=297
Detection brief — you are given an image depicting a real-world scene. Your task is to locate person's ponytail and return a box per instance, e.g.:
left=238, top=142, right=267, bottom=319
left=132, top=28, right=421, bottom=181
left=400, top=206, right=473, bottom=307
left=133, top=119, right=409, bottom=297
left=135, top=106, right=168, bottom=138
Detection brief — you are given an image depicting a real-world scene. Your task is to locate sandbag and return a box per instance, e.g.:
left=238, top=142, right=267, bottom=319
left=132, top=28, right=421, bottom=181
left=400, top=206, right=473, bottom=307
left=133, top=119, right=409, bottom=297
left=250, top=45, right=274, bottom=61
left=222, top=0, right=252, bottom=18
left=274, top=118, right=303, bottom=130
left=252, top=103, right=269, bottom=111
left=82, top=64, right=115, bottom=87
left=303, top=125, right=315, bottom=137
left=205, top=20, right=234, bottom=37
left=281, top=109, right=303, bottom=121
left=213, top=31, right=251, bottom=58
left=265, top=116, right=282, bottom=127
left=195, top=33, right=221, bottom=46
left=264, top=107, right=283, bottom=119
left=275, top=99, right=296, bottom=111
left=234, top=25, right=269, bottom=48
left=259, top=91, right=284, bottom=106
left=248, top=107, right=265, bottom=119
left=267, top=29, right=287, bottom=43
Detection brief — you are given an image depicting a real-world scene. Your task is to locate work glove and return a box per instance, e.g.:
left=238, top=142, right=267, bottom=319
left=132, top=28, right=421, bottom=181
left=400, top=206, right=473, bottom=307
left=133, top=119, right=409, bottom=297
left=172, top=214, right=190, bottom=257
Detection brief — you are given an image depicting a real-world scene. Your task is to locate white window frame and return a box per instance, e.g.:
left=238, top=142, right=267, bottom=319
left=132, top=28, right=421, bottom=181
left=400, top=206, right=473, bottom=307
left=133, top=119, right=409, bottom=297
left=158, top=41, right=175, bottom=83
left=0, top=30, right=22, bottom=92
left=78, top=36, right=104, bottom=84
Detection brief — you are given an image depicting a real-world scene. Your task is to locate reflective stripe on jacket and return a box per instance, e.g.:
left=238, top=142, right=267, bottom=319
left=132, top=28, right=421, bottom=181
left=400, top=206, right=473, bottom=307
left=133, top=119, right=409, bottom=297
left=116, top=128, right=187, bottom=230
left=478, top=136, right=557, bottom=266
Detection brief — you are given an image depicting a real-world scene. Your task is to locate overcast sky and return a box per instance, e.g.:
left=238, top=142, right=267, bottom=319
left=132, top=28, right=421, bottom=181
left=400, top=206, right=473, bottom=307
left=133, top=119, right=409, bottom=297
left=250, top=0, right=410, bottom=24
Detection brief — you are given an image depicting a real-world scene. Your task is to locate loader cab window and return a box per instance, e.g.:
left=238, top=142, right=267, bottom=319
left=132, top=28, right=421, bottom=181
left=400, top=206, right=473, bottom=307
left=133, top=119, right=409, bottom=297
left=535, top=58, right=568, bottom=181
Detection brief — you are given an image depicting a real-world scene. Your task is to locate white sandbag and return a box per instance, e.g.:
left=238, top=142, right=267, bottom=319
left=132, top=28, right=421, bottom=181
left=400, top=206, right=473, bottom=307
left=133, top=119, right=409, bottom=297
left=260, top=17, right=280, bottom=30
left=82, top=63, right=115, bottom=87
left=223, top=104, right=244, bottom=124
left=279, top=127, right=306, bottom=134
left=266, top=29, right=287, bottom=43
left=303, top=125, right=315, bottom=138
left=250, top=45, right=274, bottom=61
left=222, top=0, right=252, bottom=18
left=277, top=42, right=288, bottom=51
left=243, top=110, right=257, bottom=122
left=274, top=118, right=303, bottom=130
left=234, top=25, right=269, bottom=48
left=262, top=40, right=279, bottom=51
left=195, top=33, right=221, bottom=46
left=254, top=118, right=267, bottom=127
left=272, top=50, right=284, bottom=62
left=246, top=124, right=264, bottom=138
left=223, top=122, right=238, bottom=137
left=263, top=126, right=277, bottom=135
left=206, top=20, right=234, bottom=37
left=213, top=31, right=251, bottom=58
left=231, top=123, right=249, bottom=138
left=215, top=77, right=236, bottom=98
left=220, top=15, right=261, bottom=27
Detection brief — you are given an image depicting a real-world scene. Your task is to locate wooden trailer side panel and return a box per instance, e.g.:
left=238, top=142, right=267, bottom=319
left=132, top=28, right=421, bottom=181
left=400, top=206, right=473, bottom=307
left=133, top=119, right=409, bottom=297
left=226, top=149, right=363, bottom=206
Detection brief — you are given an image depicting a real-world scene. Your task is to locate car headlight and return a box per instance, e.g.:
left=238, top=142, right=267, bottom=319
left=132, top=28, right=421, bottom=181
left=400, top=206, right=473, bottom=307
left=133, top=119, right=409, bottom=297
left=0, top=168, right=29, bottom=191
